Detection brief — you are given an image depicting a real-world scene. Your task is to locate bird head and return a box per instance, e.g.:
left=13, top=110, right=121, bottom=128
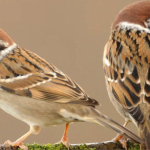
left=112, top=1, right=150, bottom=31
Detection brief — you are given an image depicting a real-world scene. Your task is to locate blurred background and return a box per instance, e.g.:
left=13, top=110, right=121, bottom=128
left=0, top=0, right=141, bottom=145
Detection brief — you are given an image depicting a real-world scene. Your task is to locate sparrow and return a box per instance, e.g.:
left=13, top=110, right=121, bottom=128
left=103, top=1, right=150, bottom=150
left=0, top=28, right=142, bottom=150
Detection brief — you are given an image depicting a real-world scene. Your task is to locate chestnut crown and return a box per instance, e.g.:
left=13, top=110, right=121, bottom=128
left=112, top=1, right=150, bottom=30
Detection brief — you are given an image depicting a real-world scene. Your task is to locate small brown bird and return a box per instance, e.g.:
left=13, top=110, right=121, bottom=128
left=0, top=28, right=142, bottom=150
left=103, top=1, right=150, bottom=150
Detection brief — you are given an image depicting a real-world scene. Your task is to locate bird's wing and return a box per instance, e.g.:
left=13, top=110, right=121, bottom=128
left=103, top=28, right=150, bottom=124
left=0, top=46, right=99, bottom=106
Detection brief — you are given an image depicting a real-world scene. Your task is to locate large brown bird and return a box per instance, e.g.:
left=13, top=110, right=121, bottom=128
left=0, top=28, right=142, bottom=149
left=103, top=1, right=150, bottom=150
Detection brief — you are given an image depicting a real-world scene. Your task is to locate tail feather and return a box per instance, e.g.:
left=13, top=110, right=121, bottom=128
left=139, top=123, right=150, bottom=150
left=86, top=107, right=143, bottom=144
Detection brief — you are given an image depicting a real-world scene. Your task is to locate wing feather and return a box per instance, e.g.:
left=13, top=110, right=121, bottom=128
left=0, top=47, right=99, bottom=107
left=103, top=28, right=148, bottom=123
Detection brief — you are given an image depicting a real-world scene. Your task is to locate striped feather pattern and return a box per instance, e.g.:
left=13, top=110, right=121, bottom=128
left=103, top=25, right=150, bottom=124
left=0, top=46, right=99, bottom=106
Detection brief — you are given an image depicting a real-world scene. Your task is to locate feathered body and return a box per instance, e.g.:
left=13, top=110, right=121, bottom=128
left=103, top=1, right=150, bottom=149
left=0, top=26, right=142, bottom=149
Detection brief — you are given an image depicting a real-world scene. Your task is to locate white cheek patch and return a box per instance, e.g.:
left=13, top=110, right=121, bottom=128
left=119, top=22, right=150, bottom=33
left=0, top=43, right=17, bottom=61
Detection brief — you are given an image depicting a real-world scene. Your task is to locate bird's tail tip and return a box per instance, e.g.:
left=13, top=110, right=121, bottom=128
left=139, top=123, right=150, bottom=150
left=87, top=107, right=143, bottom=144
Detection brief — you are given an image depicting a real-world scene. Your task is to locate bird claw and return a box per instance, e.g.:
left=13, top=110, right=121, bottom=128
left=112, top=134, right=127, bottom=150
left=4, top=140, right=28, bottom=150
left=55, top=140, right=70, bottom=150
left=4, top=140, right=12, bottom=145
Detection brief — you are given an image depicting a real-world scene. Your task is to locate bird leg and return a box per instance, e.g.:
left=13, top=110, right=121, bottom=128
left=56, top=123, right=70, bottom=149
left=112, top=119, right=131, bottom=149
left=4, top=125, right=41, bottom=150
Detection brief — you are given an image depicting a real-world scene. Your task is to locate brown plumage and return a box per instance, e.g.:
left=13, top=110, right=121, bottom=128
left=103, top=1, right=150, bottom=150
left=0, top=27, right=142, bottom=149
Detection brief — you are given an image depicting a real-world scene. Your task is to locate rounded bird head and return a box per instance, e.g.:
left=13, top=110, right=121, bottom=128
left=112, top=1, right=150, bottom=30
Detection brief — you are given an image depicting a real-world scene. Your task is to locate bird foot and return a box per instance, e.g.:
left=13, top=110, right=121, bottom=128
left=112, top=134, right=127, bottom=150
left=4, top=140, right=28, bottom=150
left=55, top=137, right=70, bottom=150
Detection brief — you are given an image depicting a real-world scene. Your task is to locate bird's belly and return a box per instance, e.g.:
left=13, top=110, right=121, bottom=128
left=0, top=90, right=69, bottom=127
